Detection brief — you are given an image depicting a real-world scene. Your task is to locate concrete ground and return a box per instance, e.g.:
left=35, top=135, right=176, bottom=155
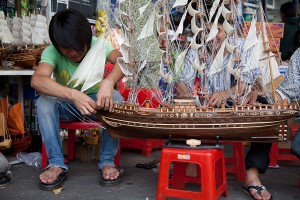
left=0, top=146, right=300, bottom=200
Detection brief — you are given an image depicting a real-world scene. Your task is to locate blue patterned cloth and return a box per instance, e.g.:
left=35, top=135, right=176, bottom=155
left=277, top=47, right=300, bottom=101
left=195, top=37, right=260, bottom=95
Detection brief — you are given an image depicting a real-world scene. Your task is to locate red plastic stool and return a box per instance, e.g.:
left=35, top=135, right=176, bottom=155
left=269, top=124, right=300, bottom=168
left=119, top=87, right=164, bottom=156
left=41, top=121, right=120, bottom=168
left=120, top=138, right=163, bottom=156
left=156, top=147, right=228, bottom=200
left=224, top=142, right=246, bottom=181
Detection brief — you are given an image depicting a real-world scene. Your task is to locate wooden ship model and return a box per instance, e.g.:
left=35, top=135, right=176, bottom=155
left=5, top=12, right=49, bottom=68
left=0, top=11, right=15, bottom=68
left=0, top=97, right=11, bottom=150
left=72, top=0, right=299, bottom=142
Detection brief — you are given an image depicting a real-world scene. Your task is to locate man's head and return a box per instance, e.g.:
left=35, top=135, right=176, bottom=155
left=215, top=16, right=226, bottom=48
left=207, top=15, right=226, bottom=50
left=280, top=2, right=296, bottom=21
left=49, top=9, right=92, bottom=63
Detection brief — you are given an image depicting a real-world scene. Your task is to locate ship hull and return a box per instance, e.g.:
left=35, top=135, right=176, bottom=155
left=98, top=104, right=297, bottom=142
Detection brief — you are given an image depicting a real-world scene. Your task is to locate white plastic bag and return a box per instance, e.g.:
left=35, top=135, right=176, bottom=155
left=16, top=152, right=42, bottom=169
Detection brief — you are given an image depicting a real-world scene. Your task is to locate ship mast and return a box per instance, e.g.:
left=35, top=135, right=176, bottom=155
left=199, top=0, right=207, bottom=101
left=191, top=0, right=208, bottom=105
left=230, top=0, right=240, bottom=104
left=125, top=0, right=138, bottom=103
left=259, top=2, right=277, bottom=103
left=127, top=0, right=136, bottom=75
left=162, top=0, right=169, bottom=63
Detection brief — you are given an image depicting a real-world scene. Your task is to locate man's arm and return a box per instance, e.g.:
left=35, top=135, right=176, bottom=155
left=245, top=48, right=300, bottom=105
left=106, top=49, right=124, bottom=86
left=244, top=90, right=283, bottom=105
left=207, top=81, right=248, bottom=107
left=97, top=49, right=124, bottom=111
left=31, top=62, right=97, bottom=115
left=31, top=62, right=74, bottom=98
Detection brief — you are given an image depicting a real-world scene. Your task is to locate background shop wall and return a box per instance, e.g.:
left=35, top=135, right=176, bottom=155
left=46, top=0, right=97, bottom=24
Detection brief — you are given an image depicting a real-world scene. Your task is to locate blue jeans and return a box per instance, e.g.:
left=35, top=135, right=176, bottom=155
left=291, top=128, right=300, bottom=159
left=36, top=90, right=124, bottom=170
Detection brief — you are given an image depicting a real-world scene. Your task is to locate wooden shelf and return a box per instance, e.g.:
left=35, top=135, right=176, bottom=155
left=243, top=2, right=275, bottom=9
left=0, top=69, right=35, bottom=76
left=244, top=2, right=259, bottom=9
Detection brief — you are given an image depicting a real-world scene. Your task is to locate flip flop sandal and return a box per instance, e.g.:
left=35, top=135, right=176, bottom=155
left=242, top=185, right=273, bottom=200
left=136, top=159, right=160, bottom=170
left=0, top=171, right=12, bottom=187
left=39, top=169, right=68, bottom=191
left=99, top=168, right=121, bottom=187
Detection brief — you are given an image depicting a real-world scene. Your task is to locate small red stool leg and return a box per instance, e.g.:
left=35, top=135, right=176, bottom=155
left=225, top=142, right=246, bottom=181
left=114, top=146, right=121, bottom=167
left=233, top=143, right=246, bottom=181
left=201, top=156, right=217, bottom=199
left=171, top=162, right=187, bottom=189
left=67, top=129, right=76, bottom=160
left=42, top=143, right=48, bottom=168
left=269, top=143, right=279, bottom=168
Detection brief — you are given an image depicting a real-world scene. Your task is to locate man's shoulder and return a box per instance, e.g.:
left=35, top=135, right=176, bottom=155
left=43, top=45, right=59, bottom=55
left=40, top=45, right=62, bottom=67
left=291, top=48, right=300, bottom=61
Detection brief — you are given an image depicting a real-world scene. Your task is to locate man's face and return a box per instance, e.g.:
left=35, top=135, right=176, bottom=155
left=215, top=23, right=226, bottom=49
left=59, top=46, right=87, bottom=63
left=206, top=23, right=227, bottom=51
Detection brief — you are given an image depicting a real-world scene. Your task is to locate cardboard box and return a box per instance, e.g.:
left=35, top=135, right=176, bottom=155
left=268, top=37, right=280, bottom=53
left=275, top=52, right=282, bottom=66
left=63, top=140, right=101, bottom=162
left=75, top=143, right=101, bottom=162
left=278, top=65, right=288, bottom=75
left=244, top=22, right=284, bottom=38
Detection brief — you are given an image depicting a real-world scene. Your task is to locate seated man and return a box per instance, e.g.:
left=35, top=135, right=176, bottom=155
left=184, top=15, right=273, bottom=200
left=31, top=9, right=124, bottom=190
left=245, top=47, right=300, bottom=159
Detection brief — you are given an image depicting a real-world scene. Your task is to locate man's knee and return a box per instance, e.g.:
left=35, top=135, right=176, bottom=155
left=36, top=95, right=56, bottom=109
left=113, top=90, right=124, bottom=102
left=291, top=129, right=300, bottom=158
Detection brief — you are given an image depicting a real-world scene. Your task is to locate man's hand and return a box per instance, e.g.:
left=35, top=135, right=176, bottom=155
left=97, top=78, right=115, bottom=111
left=70, top=89, right=97, bottom=115
left=244, top=91, right=263, bottom=105
left=207, top=91, right=229, bottom=107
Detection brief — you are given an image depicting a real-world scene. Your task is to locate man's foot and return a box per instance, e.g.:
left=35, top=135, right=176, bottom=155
left=99, top=165, right=121, bottom=187
left=39, top=166, right=67, bottom=191
left=243, top=168, right=272, bottom=200
left=40, top=166, right=63, bottom=184
left=243, top=185, right=273, bottom=200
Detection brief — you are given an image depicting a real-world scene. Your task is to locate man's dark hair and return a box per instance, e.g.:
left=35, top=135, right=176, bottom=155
left=211, top=14, right=225, bottom=25
left=280, top=2, right=296, bottom=19
left=296, top=29, right=300, bottom=48
left=49, top=9, right=92, bottom=54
